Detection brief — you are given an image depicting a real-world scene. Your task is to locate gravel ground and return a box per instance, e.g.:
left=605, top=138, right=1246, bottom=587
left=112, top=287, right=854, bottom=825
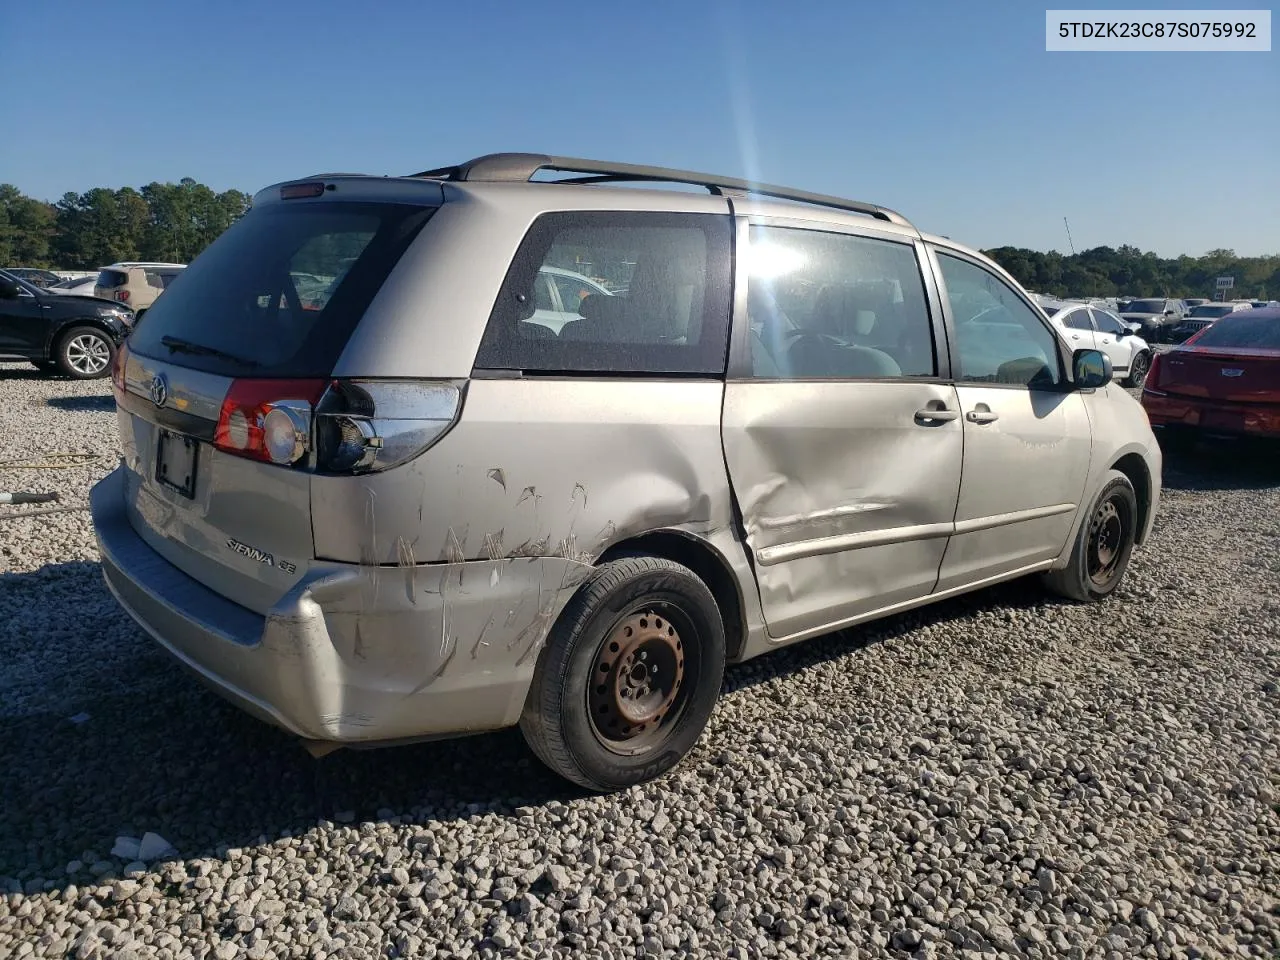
left=0, top=359, right=1276, bottom=959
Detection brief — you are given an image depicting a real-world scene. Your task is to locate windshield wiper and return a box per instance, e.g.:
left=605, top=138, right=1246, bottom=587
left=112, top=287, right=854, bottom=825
left=160, top=335, right=260, bottom=368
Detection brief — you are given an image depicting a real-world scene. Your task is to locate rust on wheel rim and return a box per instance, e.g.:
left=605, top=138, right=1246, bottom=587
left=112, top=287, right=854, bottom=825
left=1088, top=498, right=1124, bottom=585
left=589, top=610, right=685, bottom=746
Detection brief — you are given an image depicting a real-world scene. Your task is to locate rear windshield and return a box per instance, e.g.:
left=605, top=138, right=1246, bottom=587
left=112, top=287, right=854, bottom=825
left=97, top=269, right=128, bottom=288
left=126, top=202, right=434, bottom=377
left=1192, top=314, right=1280, bottom=349
left=1188, top=305, right=1234, bottom=318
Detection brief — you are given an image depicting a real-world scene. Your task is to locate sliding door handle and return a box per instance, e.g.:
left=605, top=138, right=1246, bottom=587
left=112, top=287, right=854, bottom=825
left=914, top=407, right=959, bottom=423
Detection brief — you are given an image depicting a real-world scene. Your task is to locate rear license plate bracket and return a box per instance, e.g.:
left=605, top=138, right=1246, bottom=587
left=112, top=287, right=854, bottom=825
left=156, top=430, right=199, bottom=499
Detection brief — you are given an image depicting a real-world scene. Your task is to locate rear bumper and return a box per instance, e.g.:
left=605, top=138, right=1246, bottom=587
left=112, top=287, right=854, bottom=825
left=1142, top=391, right=1280, bottom=438
left=91, top=467, right=591, bottom=744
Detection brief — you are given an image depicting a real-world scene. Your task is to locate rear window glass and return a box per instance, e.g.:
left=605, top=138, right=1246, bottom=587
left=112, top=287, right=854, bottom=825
left=126, top=202, right=434, bottom=377
left=1191, top=314, right=1280, bottom=349
left=97, top=269, right=128, bottom=287
left=1189, top=305, right=1234, bottom=318
left=474, top=211, right=732, bottom=376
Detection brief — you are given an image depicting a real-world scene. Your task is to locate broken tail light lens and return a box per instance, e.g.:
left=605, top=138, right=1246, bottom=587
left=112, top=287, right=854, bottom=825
left=314, top=380, right=462, bottom=474
left=214, top=379, right=328, bottom=465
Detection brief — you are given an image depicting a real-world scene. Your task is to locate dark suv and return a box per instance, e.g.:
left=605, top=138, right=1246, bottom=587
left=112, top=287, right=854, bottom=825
left=0, top=270, right=133, bottom=377
left=1118, top=298, right=1186, bottom=343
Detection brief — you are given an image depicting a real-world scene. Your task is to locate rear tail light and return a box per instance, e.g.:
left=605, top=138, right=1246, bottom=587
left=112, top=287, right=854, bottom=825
left=315, top=381, right=462, bottom=474
left=1144, top=353, right=1165, bottom=394
left=211, top=378, right=462, bottom=472
left=116, top=290, right=130, bottom=303
left=111, top=343, right=129, bottom=395
left=214, top=379, right=327, bottom=464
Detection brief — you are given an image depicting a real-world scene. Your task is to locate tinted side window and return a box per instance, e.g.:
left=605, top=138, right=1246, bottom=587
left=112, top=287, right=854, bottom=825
left=474, top=212, right=732, bottom=376
left=552, top=273, right=594, bottom=315
left=745, top=225, right=936, bottom=379
left=1063, top=310, right=1093, bottom=331
left=936, top=252, right=1063, bottom=388
left=1092, top=310, right=1125, bottom=334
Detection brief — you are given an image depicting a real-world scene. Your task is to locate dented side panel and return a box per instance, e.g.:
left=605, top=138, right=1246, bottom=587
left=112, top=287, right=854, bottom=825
left=311, top=379, right=736, bottom=568
left=721, top=380, right=964, bottom=639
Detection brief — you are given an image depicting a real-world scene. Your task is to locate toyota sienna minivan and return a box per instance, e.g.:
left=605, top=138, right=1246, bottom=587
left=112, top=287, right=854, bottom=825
left=91, top=153, right=1162, bottom=791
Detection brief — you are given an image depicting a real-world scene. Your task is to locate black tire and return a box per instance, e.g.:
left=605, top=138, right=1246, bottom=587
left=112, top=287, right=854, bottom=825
left=1123, top=350, right=1151, bottom=388
left=1042, top=469, right=1138, bottom=603
left=520, top=555, right=726, bottom=792
left=55, top=326, right=115, bottom=379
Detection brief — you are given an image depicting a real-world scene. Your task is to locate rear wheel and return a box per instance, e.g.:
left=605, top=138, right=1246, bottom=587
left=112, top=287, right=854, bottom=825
left=1042, top=470, right=1138, bottom=602
left=1123, top=350, right=1151, bottom=388
left=520, top=555, right=726, bottom=792
left=56, top=326, right=115, bottom=379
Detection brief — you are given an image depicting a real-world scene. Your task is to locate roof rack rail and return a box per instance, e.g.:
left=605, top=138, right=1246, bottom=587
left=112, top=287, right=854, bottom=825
left=408, top=153, right=914, bottom=228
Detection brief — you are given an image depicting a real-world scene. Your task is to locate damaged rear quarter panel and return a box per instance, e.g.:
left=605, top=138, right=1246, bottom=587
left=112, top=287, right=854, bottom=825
left=311, top=377, right=736, bottom=571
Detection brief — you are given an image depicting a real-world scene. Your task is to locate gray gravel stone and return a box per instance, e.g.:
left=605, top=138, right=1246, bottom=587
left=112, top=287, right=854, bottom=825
left=0, top=363, right=1276, bottom=959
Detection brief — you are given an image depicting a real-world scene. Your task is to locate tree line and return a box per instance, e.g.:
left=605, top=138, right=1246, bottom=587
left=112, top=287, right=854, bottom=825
left=980, top=245, right=1277, bottom=300
left=2, top=179, right=1277, bottom=299
left=0, top=180, right=251, bottom=269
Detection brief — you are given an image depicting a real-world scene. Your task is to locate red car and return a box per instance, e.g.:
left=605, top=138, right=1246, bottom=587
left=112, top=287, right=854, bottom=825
left=1141, top=305, right=1280, bottom=442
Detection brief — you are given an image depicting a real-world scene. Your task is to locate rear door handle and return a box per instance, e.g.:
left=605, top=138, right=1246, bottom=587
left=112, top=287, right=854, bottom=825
left=914, top=407, right=959, bottom=423
left=966, top=409, right=999, bottom=424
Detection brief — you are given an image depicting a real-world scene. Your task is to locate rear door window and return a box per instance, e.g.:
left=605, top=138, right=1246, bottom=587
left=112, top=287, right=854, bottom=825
left=126, top=202, right=434, bottom=377
left=1063, top=310, right=1093, bottom=331
left=474, top=211, right=732, bottom=376
left=744, top=224, right=937, bottom=379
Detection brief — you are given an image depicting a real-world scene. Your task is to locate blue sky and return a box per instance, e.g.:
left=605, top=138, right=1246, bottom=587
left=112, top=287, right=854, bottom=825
left=3, top=0, right=1276, bottom=256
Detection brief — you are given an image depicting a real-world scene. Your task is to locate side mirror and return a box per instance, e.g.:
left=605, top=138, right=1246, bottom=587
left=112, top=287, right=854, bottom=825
left=1116, top=328, right=1130, bottom=337
left=1073, top=348, right=1113, bottom=389
left=1163, top=308, right=1176, bottom=316
left=0, top=279, right=20, bottom=299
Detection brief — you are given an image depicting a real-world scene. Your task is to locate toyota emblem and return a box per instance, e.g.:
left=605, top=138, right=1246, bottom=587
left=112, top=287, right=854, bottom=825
left=150, top=373, right=168, bottom=407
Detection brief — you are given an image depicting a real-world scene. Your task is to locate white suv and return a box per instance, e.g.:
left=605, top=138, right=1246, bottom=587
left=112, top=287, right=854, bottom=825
left=1044, top=301, right=1153, bottom=388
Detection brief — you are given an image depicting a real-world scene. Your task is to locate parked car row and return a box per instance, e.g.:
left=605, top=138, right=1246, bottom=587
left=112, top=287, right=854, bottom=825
left=88, top=153, right=1165, bottom=792
left=1040, top=300, right=1153, bottom=387
left=0, top=261, right=186, bottom=377
left=0, top=269, right=133, bottom=377
left=1142, top=304, right=1280, bottom=445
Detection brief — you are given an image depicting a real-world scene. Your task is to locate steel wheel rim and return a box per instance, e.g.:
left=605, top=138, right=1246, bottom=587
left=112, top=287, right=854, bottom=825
left=1087, top=498, right=1126, bottom=586
left=67, top=334, right=110, bottom=374
left=588, top=604, right=693, bottom=755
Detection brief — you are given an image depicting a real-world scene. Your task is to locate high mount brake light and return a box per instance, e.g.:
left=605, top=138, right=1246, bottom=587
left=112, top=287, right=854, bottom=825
left=214, top=379, right=328, bottom=465
left=280, top=182, right=327, bottom=199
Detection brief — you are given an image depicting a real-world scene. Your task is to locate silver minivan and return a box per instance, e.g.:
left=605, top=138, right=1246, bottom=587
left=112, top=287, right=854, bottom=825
left=92, top=154, right=1162, bottom=791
